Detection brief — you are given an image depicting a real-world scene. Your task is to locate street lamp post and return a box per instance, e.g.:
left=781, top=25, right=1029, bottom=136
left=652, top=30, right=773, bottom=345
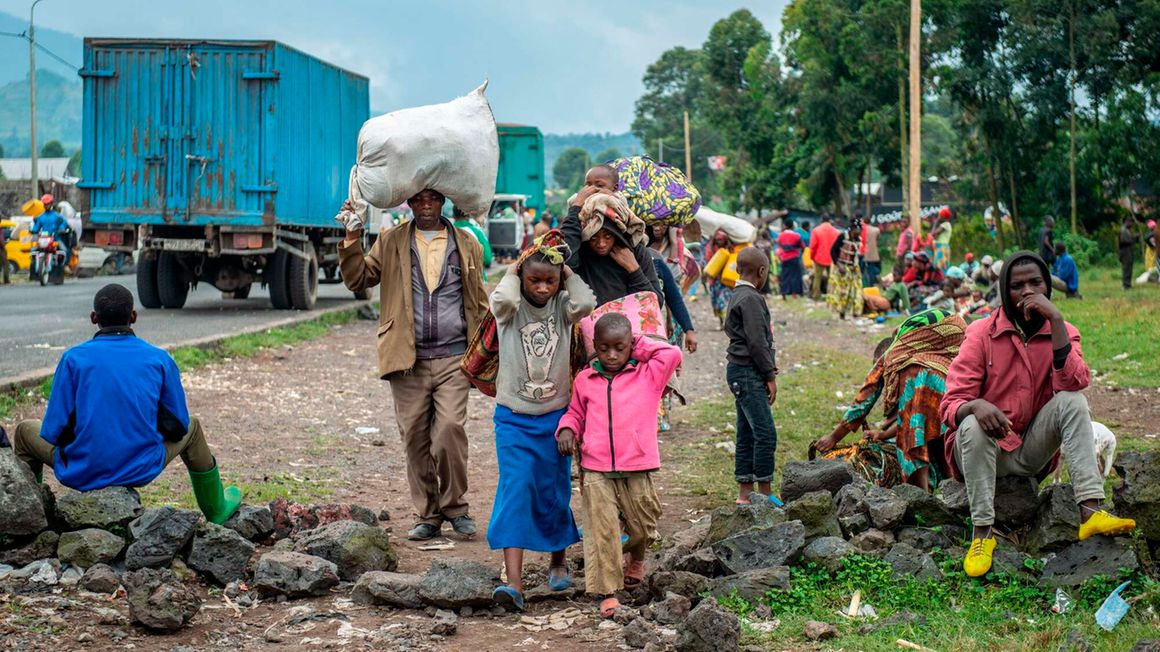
left=29, top=0, right=46, bottom=199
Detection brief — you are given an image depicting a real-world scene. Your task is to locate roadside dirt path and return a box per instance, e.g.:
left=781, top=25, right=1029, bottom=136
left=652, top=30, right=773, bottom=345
left=3, top=289, right=1155, bottom=651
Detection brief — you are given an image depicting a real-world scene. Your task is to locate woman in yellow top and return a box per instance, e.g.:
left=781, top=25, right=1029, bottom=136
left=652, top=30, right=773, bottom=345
left=702, top=228, right=751, bottom=328
left=932, top=207, right=954, bottom=271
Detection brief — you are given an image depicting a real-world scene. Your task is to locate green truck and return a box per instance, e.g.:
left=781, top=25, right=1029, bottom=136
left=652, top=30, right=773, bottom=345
left=496, top=124, right=545, bottom=213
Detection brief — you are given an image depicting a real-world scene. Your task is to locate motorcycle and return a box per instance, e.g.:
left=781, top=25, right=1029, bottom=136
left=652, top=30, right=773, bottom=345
left=31, top=232, right=67, bottom=286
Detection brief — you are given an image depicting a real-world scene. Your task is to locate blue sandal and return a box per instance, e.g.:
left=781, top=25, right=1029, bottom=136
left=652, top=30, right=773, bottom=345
left=547, top=566, right=573, bottom=591
left=492, top=585, right=525, bottom=611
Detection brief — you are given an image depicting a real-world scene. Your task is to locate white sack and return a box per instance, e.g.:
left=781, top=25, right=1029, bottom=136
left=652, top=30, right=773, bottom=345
left=335, top=82, right=499, bottom=230
left=694, top=206, right=756, bottom=244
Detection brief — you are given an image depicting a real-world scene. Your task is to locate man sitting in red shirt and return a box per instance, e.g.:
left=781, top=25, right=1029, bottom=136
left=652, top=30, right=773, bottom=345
left=940, top=252, right=1134, bottom=577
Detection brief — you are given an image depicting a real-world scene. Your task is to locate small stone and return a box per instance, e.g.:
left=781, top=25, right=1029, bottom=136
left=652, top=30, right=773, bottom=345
left=651, top=592, right=691, bottom=625
left=709, top=567, right=790, bottom=602
left=653, top=523, right=709, bottom=572
left=25, top=559, right=61, bottom=585
left=613, top=606, right=639, bottom=625
left=223, top=505, right=275, bottom=542
left=351, top=571, right=424, bottom=608
left=76, top=633, right=93, bottom=643
left=57, top=528, right=125, bottom=569
left=883, top=542, right=942, bottom=581
left=122, top=568, right=202, bottom=632
left=650, top=571, right=711, bottom=602
left=236, top=595, right=253, bottom=608
left=292, top=520, right=397, bottom=581
left=896, top=527, right=958, bottom=552
left=1130, top=641, right=1160, bottom=652
left=1041, top=536, right=1140, bottom=588
left=187, top=522, right=257, bottom=585
left=675, top=597, right=740, bottom=652
left=670, top=547, right=719, bottom=577
left=1113, top=450, right=1160, bottom=541
left=417, top=558, right=501, bottom=608
left=491, top=605, right=506, bottom=617
left=378, top=509, right=391, bottom=521
left=803, top=620, right=838, bottom=641
left=849, top=528, right=895, bottom=553
left=431, top=609, right=458, bottom=636
left=785, top=491, right=841, bottom=540
left=0, top=531, right=60, bottom=567
left=624, top=617, right=659, bottom=648
left=252, top=550, right=340, bottom=597
left=0, top=449, right=48, bottom=535
left=56, top=486, right=142, bottom=530
left=60, top=566, right=84, bottom=586
left=704, top=502, right=786, bottom=546
left=993, top=476, right=1040, bottom=526
left=892, top=484, right=958, bottom=526
left=864, top=485, right=907, bottom=530
left=802, top=536, right=857, bottom=571
left=780, top=459, right=855, bottom=503
left=1059, top=628, right=1094, bottom=652
left=712, top=521, right=805, bottom=574
left=1027, top=484, right=1081, bottom=553
left=938, top=479, right=969, bottom=513
left=125, top=507, right=202, bottom=570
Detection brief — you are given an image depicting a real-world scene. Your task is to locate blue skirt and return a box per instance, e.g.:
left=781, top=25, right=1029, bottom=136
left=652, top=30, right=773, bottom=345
left=486, top=405, right=581, bottom=552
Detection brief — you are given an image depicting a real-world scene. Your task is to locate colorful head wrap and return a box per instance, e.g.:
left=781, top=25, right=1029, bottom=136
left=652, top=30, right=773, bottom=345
left=516, top=229, right=570, bottom=271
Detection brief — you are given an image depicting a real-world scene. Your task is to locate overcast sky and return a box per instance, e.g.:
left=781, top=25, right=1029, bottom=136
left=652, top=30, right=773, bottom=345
left=0, top=0, right=788, bottom=133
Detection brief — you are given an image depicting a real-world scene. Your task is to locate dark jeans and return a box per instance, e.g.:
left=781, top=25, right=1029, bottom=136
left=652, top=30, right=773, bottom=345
left=861, top=260, right=881, bottom=287
left=726, top=363, right=777, bottom=483
left=1120, top=250, right=1134, bottom=289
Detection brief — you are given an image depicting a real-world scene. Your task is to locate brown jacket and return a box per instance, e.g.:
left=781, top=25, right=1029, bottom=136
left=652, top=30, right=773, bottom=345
left=339, top=219, right=488, bottom=379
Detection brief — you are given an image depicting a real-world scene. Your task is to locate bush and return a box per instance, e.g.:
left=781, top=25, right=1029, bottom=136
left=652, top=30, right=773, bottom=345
left=1059, top=232, right=1102, bottom=268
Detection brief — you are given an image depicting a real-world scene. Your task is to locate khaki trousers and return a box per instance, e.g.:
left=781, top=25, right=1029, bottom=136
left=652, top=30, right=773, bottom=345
left=580, top=472, right=662, bottom=596
left=13, top=416, right=216, bottom=478
left=389, top=356, right=471, bottom=526
left=811, top=263, right=831, bottom=300
left=954, top=391, right=1104, bottom=526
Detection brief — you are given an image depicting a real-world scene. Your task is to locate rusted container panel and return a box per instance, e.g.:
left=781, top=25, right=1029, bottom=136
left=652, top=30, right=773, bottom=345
left=80, top=38, right=369, bottom=228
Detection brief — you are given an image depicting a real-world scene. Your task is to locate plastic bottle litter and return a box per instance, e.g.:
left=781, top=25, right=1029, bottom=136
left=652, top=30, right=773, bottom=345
left=1051, top=588, right=1073, bottom=615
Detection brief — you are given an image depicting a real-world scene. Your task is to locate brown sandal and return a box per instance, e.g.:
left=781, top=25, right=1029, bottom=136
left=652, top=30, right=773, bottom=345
left=623, top=558, right=645, bottom=588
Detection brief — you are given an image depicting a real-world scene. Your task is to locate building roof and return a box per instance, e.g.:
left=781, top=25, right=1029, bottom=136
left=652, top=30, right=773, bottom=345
left=0, top=158, right=72, bottom=181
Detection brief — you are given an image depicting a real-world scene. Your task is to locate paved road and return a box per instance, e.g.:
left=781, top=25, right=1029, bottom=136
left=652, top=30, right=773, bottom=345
left=0, top=274, right=368, bottom=383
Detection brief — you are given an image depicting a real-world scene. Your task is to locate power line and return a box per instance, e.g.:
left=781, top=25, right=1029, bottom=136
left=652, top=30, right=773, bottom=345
left=0, top=29, right=81, bottom=71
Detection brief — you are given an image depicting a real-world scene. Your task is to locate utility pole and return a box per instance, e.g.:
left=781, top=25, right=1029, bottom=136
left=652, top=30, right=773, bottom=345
left=657, top=138, right=664, bottom=163
left=30, top=0, right=46, bottom=199
left=683, top=110, right=692, bottom=183
left=1068, top=1, right=1078, bottom=233
left=907, top=0, right=922, bottom=239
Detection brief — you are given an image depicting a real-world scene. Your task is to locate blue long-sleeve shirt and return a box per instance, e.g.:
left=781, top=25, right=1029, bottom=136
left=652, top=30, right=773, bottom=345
left=32, top=210, right=68, bottom=235
left=41, top=331, right=190, bottom=491
left=650, top=250, right=695, bottom=334
left=1053, top=253, right=1079, bottom=293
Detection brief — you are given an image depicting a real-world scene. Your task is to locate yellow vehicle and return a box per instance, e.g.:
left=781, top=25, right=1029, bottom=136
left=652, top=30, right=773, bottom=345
left=2, top=218, right=34, bottom=274
left=2, top=218, right=80, bottom=276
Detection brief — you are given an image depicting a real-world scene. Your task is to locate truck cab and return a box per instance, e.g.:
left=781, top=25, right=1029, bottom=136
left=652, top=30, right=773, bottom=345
left=485, top=194, right=530, bottom=261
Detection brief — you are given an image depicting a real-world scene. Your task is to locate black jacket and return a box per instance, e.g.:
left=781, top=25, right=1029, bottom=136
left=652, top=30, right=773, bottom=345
left=561, top=205, right=662, bottom=307
left=725, top=284, right=776, bottom=380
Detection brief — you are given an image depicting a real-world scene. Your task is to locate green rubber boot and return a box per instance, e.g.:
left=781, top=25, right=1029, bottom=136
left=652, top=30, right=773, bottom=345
left=189, top=463, right=243, bottom=524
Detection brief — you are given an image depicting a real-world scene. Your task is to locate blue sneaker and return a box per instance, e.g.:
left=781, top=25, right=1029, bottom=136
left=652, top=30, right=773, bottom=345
left=547, top=567, right=573, bottom=591
left=769, top=495, right=785, bottom=507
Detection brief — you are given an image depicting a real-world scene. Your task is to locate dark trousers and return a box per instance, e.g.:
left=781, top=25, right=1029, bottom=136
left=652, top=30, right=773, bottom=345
left=726, top=363, right=777, bottom=483
left=1120, top=250, right=1134, bottom=289
left=861, top=260, right=881, bottom=287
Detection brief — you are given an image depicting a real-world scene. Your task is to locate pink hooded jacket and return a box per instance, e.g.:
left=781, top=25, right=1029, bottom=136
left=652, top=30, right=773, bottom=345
left=556, top=336, right=682, bottom=473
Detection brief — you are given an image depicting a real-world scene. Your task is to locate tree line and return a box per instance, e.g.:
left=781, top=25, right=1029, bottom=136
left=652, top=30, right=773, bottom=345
left=631, top=2, right=1160, bottom=242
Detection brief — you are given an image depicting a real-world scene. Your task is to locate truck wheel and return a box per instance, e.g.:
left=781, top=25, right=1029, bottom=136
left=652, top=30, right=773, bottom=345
left=268, top=248, right=292, bottom=310
left=137, top=252, right=162, bottom=308
left=288, top=241, right=319, bottom=310
left=157, top=252, right=189, bottom=309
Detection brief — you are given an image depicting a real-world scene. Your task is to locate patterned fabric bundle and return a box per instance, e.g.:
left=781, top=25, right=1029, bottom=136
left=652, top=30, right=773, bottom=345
left=577, top=292, right=665, bottom=357
left=460, top=230, right=583, bottom=396
left=880, top=310, right=965, bottom=415
left=609, top=156, right=701, bottom=227
left=579, top=192, right=647, bottom=247
left=810, top=440, right=904, bottom=488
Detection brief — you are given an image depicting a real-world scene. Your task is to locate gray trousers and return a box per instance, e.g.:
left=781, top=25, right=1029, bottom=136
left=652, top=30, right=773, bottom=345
left=954, top=391, right=1104, bottom=527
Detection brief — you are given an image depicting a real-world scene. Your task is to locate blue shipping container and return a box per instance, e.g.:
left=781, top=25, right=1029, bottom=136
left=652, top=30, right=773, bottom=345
left=79, top=38, right=369, bottom=228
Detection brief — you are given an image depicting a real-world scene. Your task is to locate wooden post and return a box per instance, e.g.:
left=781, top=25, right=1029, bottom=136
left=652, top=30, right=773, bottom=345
left=897, top=24, right=909, bottom=225
left=908, top=0, right=922, bottom=239
left=1068, top=1, right=1078, bottom=233
left=683, top=110, right=693, bottom=183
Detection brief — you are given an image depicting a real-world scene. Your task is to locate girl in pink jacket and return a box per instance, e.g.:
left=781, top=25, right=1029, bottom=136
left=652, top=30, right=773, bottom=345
left=556, top=313, right=682, bottom=617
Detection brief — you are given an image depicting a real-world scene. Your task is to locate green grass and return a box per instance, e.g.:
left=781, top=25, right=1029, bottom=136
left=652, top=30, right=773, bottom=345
left=137, top=470, right=336, bottom=510
left=1060, top=268, right=1160, bottom=388
left=670, top=341, right=876, bottom=507
left=721, top=554, right=1160, bottom=652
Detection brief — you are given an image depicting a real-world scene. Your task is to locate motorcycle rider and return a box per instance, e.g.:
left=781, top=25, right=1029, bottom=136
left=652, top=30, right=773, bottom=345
left=30, top=194, right=71, bottom=280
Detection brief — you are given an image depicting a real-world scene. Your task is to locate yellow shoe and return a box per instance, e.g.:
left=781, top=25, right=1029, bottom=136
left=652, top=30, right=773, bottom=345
left=963, top=537, right=996, bottom=577
left=1078, top=510, right=1135, bottom=541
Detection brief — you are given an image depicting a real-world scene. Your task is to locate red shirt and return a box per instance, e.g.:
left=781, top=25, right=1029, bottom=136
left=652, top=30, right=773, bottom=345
left=939, top=309, right=1089, bottom=480
left=776, top=229, right=803, bottom=262
left=809, top=222, right=840, bottom=266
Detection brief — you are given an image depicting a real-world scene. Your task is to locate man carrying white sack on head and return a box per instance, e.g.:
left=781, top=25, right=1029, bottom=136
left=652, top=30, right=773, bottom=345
left=339, top=189, right=488, bottom=541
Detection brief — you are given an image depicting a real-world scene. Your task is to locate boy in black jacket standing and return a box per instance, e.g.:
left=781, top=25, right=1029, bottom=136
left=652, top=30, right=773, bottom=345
left=724, top=248, right=779, bottom=504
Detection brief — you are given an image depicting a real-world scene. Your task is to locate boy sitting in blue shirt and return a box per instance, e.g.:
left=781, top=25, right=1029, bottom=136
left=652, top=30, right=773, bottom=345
left=9, top=284, right=242, bottom=523
left=1052, top=242, right=1081, bottom=299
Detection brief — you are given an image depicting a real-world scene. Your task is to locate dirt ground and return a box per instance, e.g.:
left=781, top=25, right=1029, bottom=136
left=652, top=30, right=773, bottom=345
left=3, top=288, right=1157, bottom=651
